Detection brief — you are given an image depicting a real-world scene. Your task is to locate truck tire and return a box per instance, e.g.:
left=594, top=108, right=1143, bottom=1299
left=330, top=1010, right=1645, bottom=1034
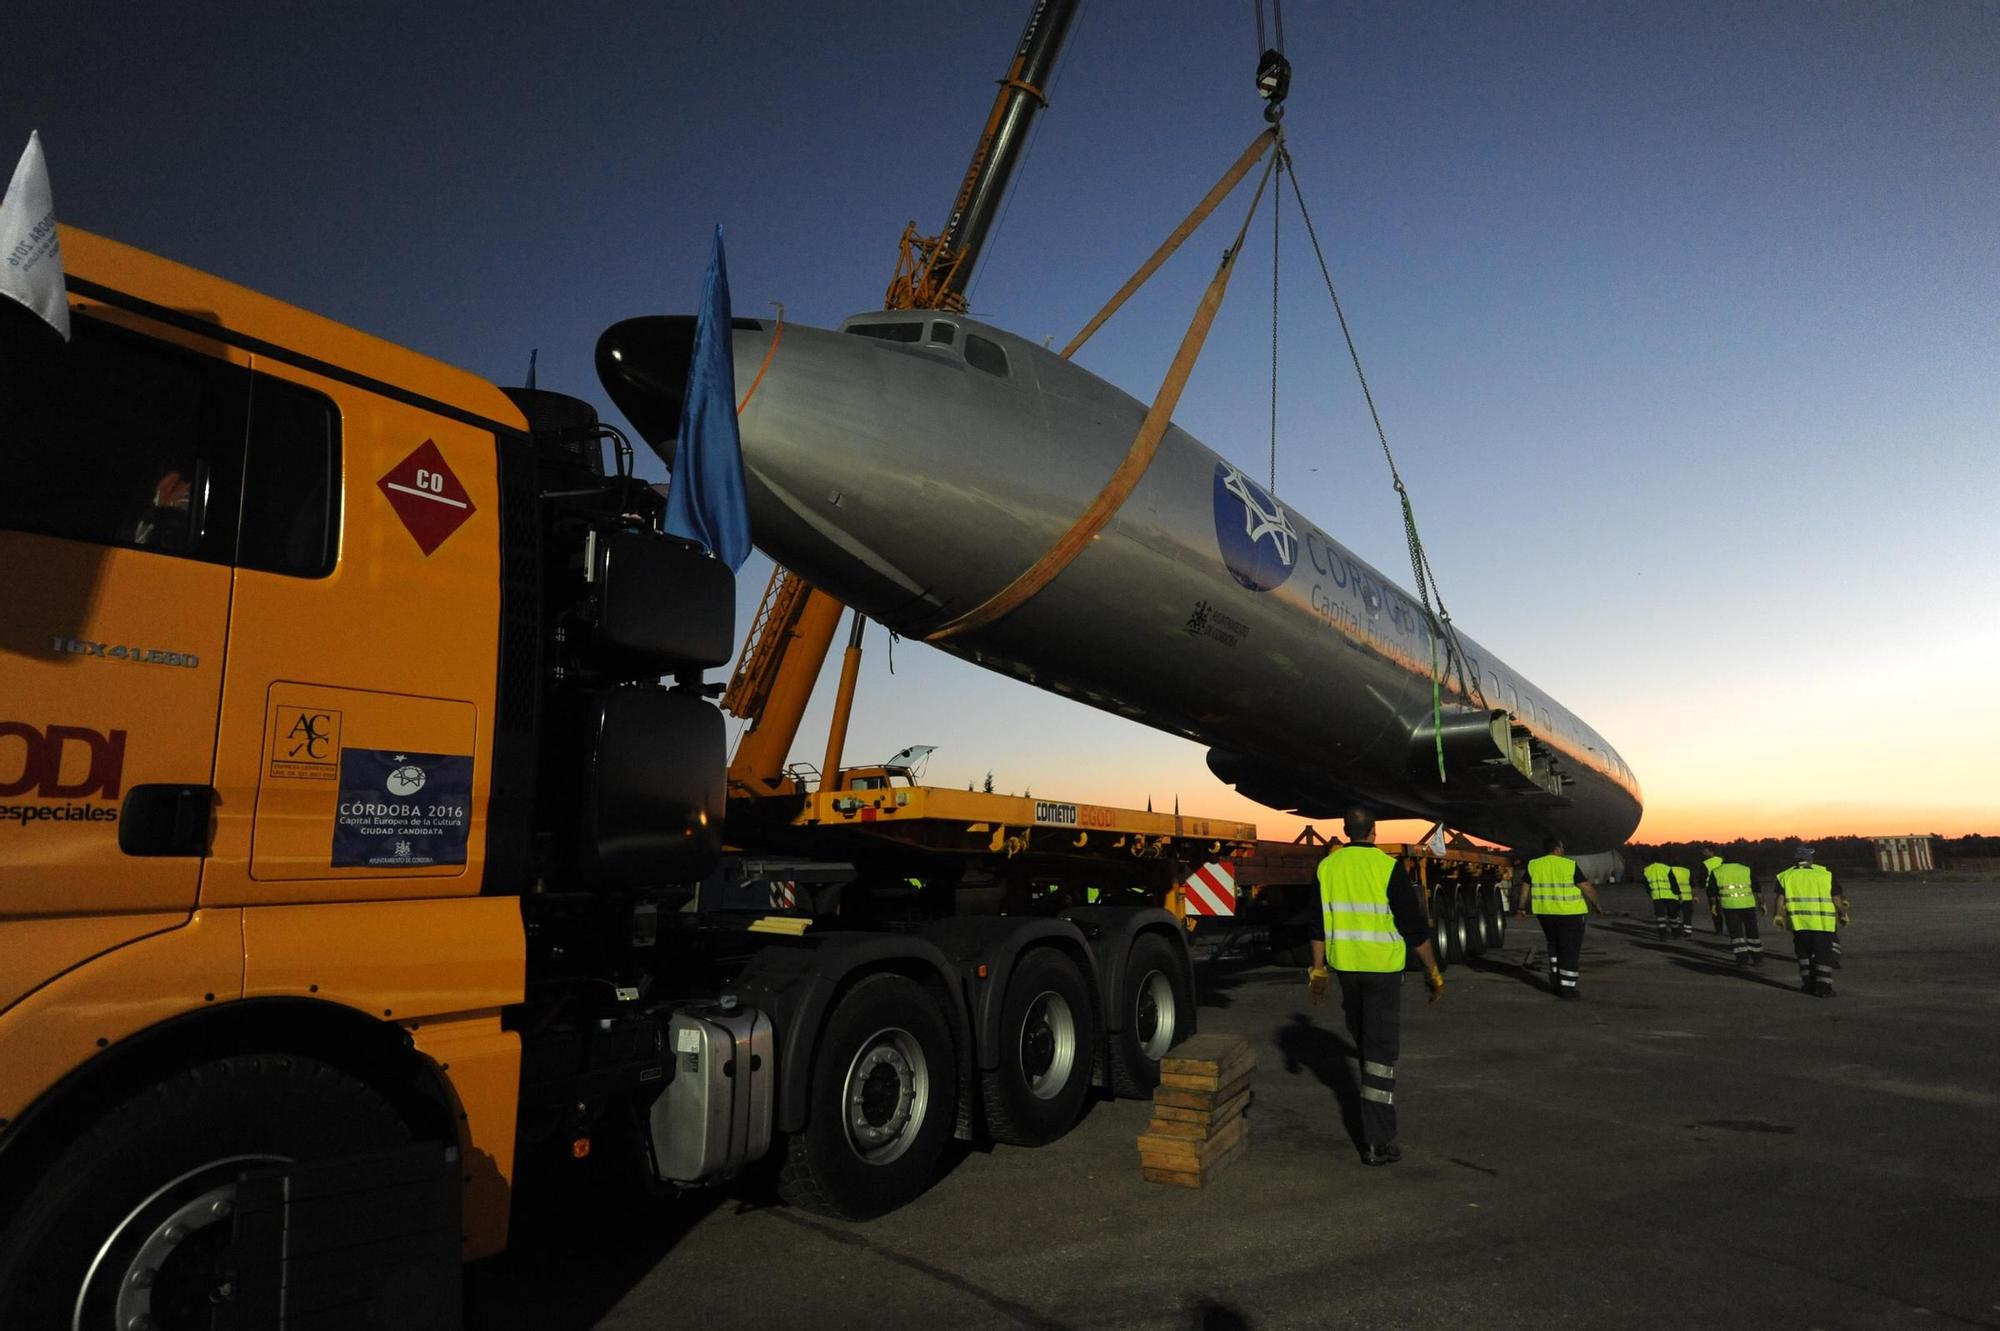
left=1108, top=933, right=1192, bottom=1099
left=1464, top=890, right=1489, bottom=957
left=980, top=948, right=1097, bottom=1147
left=1486, top=886, right=1508, bottom=949
left=777, top=972, right=957, bottom=1220
left=0, top=1053, right=410, bottom=1331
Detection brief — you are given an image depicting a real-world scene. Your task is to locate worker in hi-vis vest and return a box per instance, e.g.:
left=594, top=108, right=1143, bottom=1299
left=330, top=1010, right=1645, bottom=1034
left=1307, top=806, right=1444, bottom=1167
left=1670, top=864, right=1695, bottom=938
left=1642, top=861, right=1677, bottom=939
left=1773, top=845, right=1849, bottom=997
left=1699, top=851, right=1727, bottom=933
left=1712, top=859, right=1764, bottom=966
left=1516, top=836, right=1603, bottom=999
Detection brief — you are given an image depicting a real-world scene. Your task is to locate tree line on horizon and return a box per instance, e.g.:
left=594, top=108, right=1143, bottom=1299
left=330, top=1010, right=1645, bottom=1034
left=1628, top=833, right=1999, bottom=875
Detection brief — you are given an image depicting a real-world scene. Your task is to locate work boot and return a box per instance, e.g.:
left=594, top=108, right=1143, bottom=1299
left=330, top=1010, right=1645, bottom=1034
left=1815, top=986, right=1836, bottom=998
left=1361, top=1142, right=1403, bottom=1167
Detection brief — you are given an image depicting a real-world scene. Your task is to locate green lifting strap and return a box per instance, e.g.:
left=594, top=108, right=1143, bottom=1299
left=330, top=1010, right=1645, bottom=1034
left=1280, top=146, right=1482, bottom=781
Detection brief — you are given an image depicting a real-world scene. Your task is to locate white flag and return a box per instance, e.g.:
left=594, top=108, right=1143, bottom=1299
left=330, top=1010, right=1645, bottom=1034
left=1426, top=824, right=1447, bottom=856
left=0, top=131, right=69, bottom=341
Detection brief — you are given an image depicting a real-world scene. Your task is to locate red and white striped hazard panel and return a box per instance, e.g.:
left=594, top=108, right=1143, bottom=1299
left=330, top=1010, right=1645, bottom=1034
left=768, top=881, right=797, bottom=910
left=1180, top=860, right=1237, bottom=917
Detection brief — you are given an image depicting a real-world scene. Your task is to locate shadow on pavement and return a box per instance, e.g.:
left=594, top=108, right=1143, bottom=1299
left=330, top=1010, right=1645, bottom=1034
left=463, top=1167, right=724, bottom=1331
left=1662, top=954, right=1800, bottom=992
left=1462, top=949, right=1550, bottom=995
left=1273, top=1013, right=1365, bottom=1149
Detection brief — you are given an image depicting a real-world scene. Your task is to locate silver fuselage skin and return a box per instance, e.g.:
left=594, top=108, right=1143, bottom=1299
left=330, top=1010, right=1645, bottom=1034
left=715, top=310, right=1641, bottom=851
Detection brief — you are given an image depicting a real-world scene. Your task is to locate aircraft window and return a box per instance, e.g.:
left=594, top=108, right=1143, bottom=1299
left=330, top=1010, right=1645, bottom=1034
left=1484, top=672, right=1500, bottom=701
left=964, top=334, right=1009, bottom=377
left=1504, top=686, right=1518, bottom=715
left=929, top=322, right=958, bottom=347
left=239, top=375, right=340, bottom=578
left=0, top=311, right=247, bottom=563
left=847, top=322, right=923, bottom=344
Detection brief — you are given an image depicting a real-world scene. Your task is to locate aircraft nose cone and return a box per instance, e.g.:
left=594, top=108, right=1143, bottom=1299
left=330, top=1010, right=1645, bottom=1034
left=596, top=316, right=698, bottom=464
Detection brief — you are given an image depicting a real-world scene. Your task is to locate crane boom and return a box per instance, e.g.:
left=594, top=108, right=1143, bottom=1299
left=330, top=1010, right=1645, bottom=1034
left=729, top=0, right=1081, bottom=797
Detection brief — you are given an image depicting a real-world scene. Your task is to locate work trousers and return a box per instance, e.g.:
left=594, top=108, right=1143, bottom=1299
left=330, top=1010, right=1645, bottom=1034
left=1536, top=914, right=1586, bottom=997
left=1337, top=970, right=1403, bottom=1149
left=1677, top=897, right=1695, bottom=936
left=1722, top=906, right=1763, bottom=963
left=1794, top=930, right=1837, bottom=995
left=1650, top=897, right=1679, bottom=938
left=1707, top=892, right=1725, bottom=933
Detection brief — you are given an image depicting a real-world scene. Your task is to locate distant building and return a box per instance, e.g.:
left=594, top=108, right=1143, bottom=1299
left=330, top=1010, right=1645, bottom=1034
left=1872, top=835, right=1935, bottom=873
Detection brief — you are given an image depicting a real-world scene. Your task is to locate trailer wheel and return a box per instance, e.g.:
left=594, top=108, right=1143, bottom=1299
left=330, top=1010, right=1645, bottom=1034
left=980, top=948, right=1097, bottom=1146
left=1463, top=891, right=1489, bottom=957
left=1485, top=887, right=1508, bottom=950
left=0, top=1054, right=409, bottom=1331
left=1108, top=934, right=1192, bottom=1098
left=778, top=972, right=957, bottom=1220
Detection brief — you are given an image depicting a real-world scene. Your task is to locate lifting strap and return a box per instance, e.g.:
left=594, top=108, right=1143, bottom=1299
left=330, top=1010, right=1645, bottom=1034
left=926, top=131, right=1282, bottom=643
left=1279, top=144, right=1482, bottom=779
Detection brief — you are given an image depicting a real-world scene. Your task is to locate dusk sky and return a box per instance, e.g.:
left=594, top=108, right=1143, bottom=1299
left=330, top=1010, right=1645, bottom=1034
left=6, top=2, right=1995, bottom=845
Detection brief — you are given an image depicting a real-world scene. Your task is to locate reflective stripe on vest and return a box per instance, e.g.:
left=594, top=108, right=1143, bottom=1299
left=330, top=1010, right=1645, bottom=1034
left=1318, top=845, right=1406, bottom=973
left=1671, top=866, right=1693, bottom=900
left=1528, top=854, right=1585, bottom=915
left=1643, top=862, right=1674, bottom=899
left=1714, top=862, right=1755, bottom=909
left=1777, top=864, right=1838, bottom=932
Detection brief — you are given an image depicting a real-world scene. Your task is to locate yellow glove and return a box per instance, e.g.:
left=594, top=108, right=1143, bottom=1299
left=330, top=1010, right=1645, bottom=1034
left=1307, top=966, right=1330, bottom=1004
left=1425, top=968, right=1445, bottom=1003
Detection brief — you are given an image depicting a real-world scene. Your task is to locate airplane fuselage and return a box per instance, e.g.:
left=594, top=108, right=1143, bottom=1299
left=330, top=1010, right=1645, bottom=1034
left=599, top=309, right=1642, bottom=851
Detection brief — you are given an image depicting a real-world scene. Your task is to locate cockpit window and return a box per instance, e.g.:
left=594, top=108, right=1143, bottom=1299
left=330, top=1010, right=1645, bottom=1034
left=847, top=321, right=923, bottom=344
left=965, top=334, right=1009, bottom=377
left=929, top=322, right=957, bottom=347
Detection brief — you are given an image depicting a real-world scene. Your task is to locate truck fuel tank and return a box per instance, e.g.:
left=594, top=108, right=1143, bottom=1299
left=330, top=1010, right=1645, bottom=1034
left=649, top=1003, right=774, bottom=1185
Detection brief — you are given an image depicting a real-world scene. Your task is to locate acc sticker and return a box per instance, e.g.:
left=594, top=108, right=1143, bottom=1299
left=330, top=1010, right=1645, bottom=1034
left=269, top=706, right=342, bottom=781
left=331, top=747, right=472, bottom=868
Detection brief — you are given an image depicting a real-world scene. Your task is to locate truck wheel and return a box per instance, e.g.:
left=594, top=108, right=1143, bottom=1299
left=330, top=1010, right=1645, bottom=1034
left=1486, top=887, right=1508, bottom=949
left=0, top=1054, right=409, bottom=1331
left=980, top=948, right=1097, bottom=1146
left=1108, top=933, right=1192, bottom=1098
left=1464, top=890, right=1489, bottom=957
left=778, top=972, right=957, bottom=1220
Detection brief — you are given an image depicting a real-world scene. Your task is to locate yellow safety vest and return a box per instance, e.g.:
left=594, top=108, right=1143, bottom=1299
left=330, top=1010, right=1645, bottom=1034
left=1671, top=866, right=1693, bottom=901
left=1702, top=855, right=1724, bottom=887
left=1317, top=845, right=1406, bottom=973
left=1528, top=854, right=1586, bottom=915
left=1643, top=862, right=1674, bottom=900
left=1776, top=864, right=1837, bottom=932
left=1714, top=862, right=1755, bottom=909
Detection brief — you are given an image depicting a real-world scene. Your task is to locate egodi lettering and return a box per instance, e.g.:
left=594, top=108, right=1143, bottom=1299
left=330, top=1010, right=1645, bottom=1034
left=0, top=722, right=128, bottom=800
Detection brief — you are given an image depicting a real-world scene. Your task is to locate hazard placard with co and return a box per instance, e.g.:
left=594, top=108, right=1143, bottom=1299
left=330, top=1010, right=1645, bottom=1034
left=377, top=439, right=477, bottom=555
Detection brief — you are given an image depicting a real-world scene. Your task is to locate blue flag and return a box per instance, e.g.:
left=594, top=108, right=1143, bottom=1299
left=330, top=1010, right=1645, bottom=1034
left=664, top=226, right=752, bottom=570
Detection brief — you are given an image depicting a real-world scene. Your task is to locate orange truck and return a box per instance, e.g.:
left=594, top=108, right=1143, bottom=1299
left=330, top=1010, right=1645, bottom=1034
left=0, top=229, right=1208, bottom=1329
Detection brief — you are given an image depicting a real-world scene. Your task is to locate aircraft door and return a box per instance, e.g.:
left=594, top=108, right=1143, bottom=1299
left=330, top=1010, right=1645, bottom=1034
left=0, top=306, right=248, bottom=923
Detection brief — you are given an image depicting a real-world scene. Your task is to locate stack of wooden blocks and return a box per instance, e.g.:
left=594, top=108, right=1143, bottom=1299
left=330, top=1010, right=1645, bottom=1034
left=1136, top=1033, right=1254, bottom=1188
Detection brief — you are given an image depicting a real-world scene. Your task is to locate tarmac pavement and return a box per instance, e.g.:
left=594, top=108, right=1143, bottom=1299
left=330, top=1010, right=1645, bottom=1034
left=465, top=877, right=2000, bottom=1330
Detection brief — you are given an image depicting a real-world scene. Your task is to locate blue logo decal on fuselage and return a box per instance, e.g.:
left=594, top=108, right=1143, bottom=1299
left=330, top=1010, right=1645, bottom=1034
left=1212, top=462, right=1298, bottom=592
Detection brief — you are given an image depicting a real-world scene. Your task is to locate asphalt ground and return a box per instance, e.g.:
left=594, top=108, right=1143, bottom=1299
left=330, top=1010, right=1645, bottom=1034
left=465, top=878, right=2000, bottom=1330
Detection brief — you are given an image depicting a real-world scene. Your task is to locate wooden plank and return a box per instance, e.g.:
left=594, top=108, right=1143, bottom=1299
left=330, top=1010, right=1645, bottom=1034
left=1158, top=1034, right=1253, bottom=1075
left=1150, top=1068, right=1253, bottom=1111
left=1145, top=1094, right=1249, bottom=1139
left=1141, top=1129, right=1250, bottom=1188
left=1159, top=1039, right=1256, bottom=1089
left=1137, top=1114, right=1249, bottom=1164
left=1148, top=1087, right=1252, bottom=1125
